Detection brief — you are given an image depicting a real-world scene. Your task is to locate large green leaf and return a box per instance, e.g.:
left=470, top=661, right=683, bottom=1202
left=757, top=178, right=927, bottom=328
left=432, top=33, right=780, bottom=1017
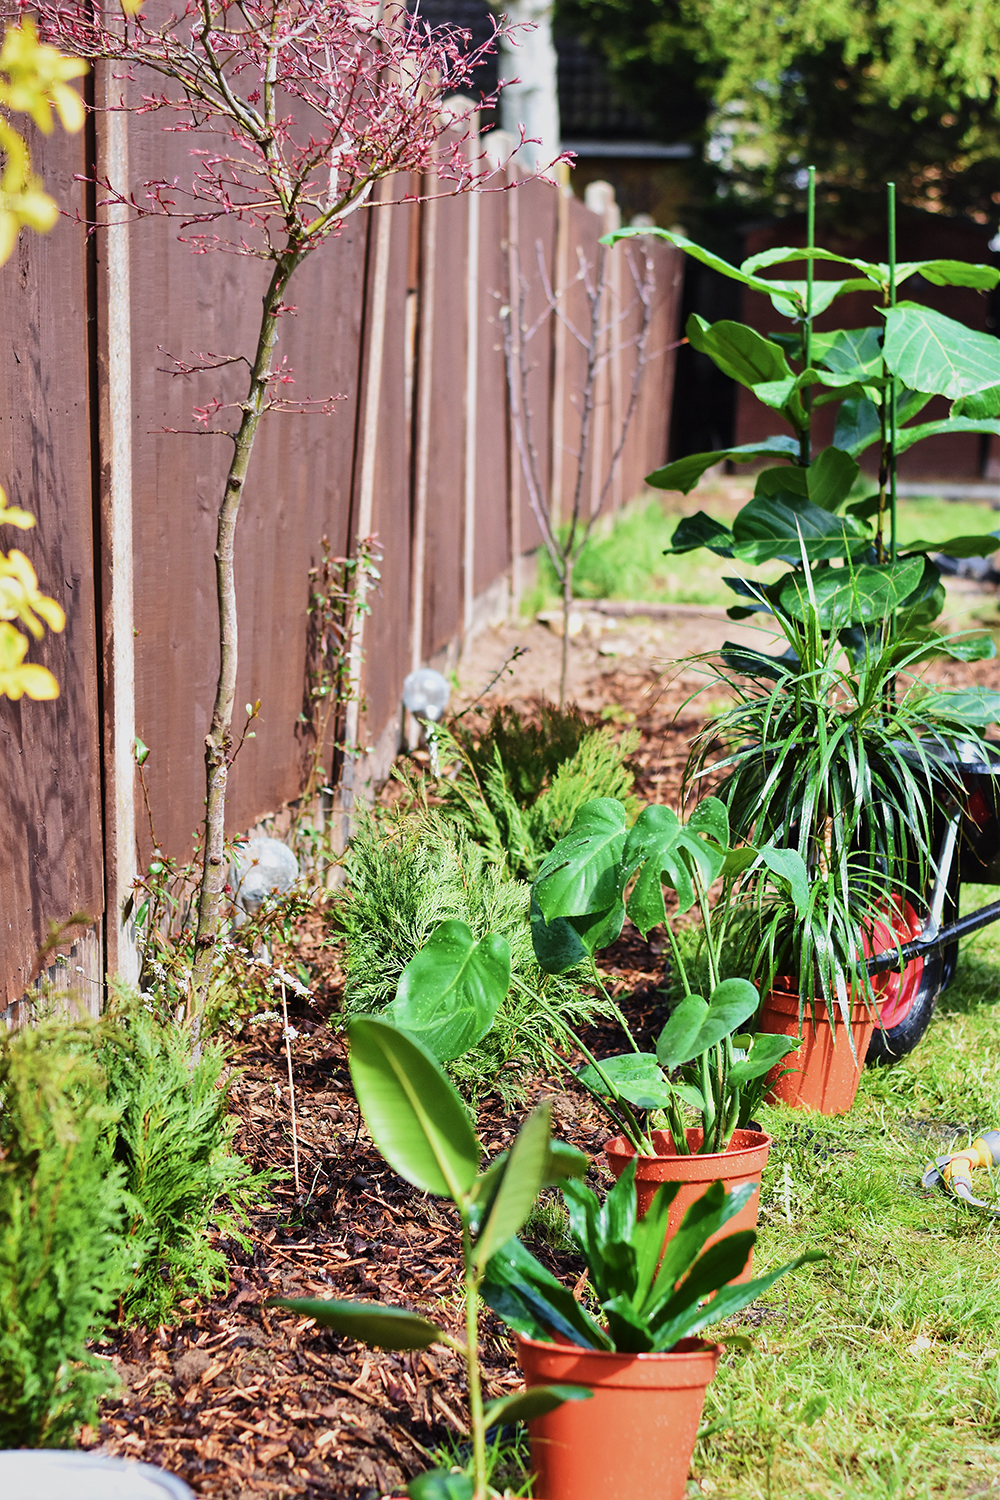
left=267, top=1297, right=444, bottom=1350
left=731, top=493, right=870, bottom=565
left=729, top=1032, right=799, bottom=1085
left=645, top=1180, right=756, bottom=1316
left=686, top=313, right=791, bottom=389
left=833, top=394, right=881, bottom=456
left=473, top=1105, right=551, bottom=1270
left=483, top=1385, right=592, bottom=1429
left=623, top=799, right=729, bottom=929
left=655, top=980, right=759, bottom=1071
left=666, top=511, right=736, bottom=555
left=576, top=1051, right=673, bottom=1109
left=805, top=446, right=860, bottom=511
left=646, top=437, right=799, bottom=495
left=649, top=1249, right=824, bottom=1352
left=919, top=687, right=1000, bottom=726
left=813, top=326, right=883, bottom=380
left=883, top=302, right=1000, bottom=399
left=754, top=845, right=810, bottom=916
left=903, top=532, right=1000, bottom=559
left=760, top=278, right=873, bottom=318
left=894, top=416, right=1000, bottom=455
left=953, top=386, right=1000, bottom=419
left=347, top=1017, right=479, bottom=1200
left=604, top=227, right=801, bottom=308
left=529, top=891, right=625, bottom=974
left=910, top=259, right=1000, bottom=291
left=532, top=798, right=627, bottom=922
left=387, top=921, right=511, bottom=1062
left=778, top=556, right=924, bottom=628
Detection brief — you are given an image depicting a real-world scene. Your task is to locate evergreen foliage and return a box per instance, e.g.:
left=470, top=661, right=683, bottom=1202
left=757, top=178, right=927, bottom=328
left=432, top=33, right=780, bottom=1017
left=435, top=704, right=640, bottom=880
left=0, top=1022, right=127, bottom=1447
left=334, top=810, right=609, bottom=1103
left=100, top=996, right=267, bottom=1327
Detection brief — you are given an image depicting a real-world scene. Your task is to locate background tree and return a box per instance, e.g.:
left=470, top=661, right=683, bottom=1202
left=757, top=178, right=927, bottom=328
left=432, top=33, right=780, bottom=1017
left=33, top=0, right=533, bottom=1018
left=555, top=0, right=1000, bottom=230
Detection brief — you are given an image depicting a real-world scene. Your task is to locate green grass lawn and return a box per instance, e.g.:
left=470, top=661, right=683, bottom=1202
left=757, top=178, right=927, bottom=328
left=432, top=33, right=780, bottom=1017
left=523, top=490, right=1000, bottom=617
left=695, top=885, right=1000, bottom=1499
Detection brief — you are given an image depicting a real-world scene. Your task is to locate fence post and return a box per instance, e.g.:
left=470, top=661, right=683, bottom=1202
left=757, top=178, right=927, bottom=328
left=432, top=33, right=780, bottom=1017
left=93, top=59, right=138, bottom=990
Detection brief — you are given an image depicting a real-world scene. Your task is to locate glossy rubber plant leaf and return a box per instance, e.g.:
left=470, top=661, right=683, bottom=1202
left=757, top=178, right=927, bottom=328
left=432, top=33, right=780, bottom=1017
left=623, top=799, right=729, bottom=929
left=805, top=446, right=859, bottom=511
left=480, top=1235, right=610, bottom=1349
left=387, top=920, right=511, bottom=1062
left=903, top=531, right=1000, bottom=559
left=267, top=1297, right=444, bottom=1350
left=473, top=1105, right=552, bottom=1270
left=731, top=493, right=870, bottom=565
left=883, top=302, right=1000, bottom=399
left=655, top=980, right=759, bottom=1071
left=646, top=437, right=799, bottom=496
left=604, top=227, right=802, bottom=309
left=953, top=385, right=1000, bottom=419
left=483, top=1384, right=592, bottom=1429
left=529, top=891, right=625, bottom=974
left=778, top=556, right=924, bottom=629
left=919, top=687, right=1000, bottom=726
left=347, top=1016, right=479, bottom=1200
left=532, top=798, right=627, bottom=922
left=576, top=1051, right=673, bottom=1109
left=813, top=326, right=883, bottom=380
left=895, top=416, right=1000, bottom=455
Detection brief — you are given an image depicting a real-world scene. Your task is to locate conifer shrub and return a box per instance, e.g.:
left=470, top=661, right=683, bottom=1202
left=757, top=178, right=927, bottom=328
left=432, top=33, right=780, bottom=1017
left=333, top=810, right=609, bottom=1102
left=100, top=996, right=267, bottom=1327
left=435, top=702, right=640, bottom=880
left=0, top=1022, right=127, bottom=1447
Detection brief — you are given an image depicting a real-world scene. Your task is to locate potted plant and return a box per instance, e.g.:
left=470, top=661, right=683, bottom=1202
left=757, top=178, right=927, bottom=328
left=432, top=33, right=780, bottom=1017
left=527, top=794, right=804, bottom=1262
left=270, top=1015, right=592, bottom=1500
left=604, top=187, right=1000, bottom=1070
left=480, top=1154, right=820, bottom=1500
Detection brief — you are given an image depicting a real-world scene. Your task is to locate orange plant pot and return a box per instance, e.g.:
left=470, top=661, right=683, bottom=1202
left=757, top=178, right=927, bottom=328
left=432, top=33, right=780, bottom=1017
left=517, top=1332, right=720, bottom=1500
left=604, top=1127, right=771, bottom=1283
left=760, top=985, right=875, bottom=1115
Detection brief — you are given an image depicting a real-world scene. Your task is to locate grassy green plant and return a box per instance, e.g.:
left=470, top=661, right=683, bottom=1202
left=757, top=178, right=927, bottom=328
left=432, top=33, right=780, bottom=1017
left=100, top=995, right=268, bottom=1326
left=689, top=892, right=1000, bottom=1498
left=333, top=809, right=610, bottom=1103
left=0, top=1021, right=128, bottom=1447
left=434, top=703, right=639, bottom=880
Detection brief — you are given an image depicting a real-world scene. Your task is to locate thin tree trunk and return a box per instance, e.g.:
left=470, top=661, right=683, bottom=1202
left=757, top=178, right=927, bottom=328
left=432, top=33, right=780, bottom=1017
left=190, top=252, right=295, bottom=1018
left=560, top=569, right=572, bottom=707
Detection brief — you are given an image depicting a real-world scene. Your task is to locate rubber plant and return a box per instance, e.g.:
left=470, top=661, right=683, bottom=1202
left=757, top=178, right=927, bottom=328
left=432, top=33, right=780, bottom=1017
left=269, top=1015, right=590, bottom=1500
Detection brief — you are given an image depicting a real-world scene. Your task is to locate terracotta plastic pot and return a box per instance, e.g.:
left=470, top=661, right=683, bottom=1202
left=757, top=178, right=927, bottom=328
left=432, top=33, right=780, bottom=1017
left=604, top=1127, right=770, bottom=1282
left=517, top=1332, right=720, bottom=1500
left=759, top=983, right=875, bottom=1115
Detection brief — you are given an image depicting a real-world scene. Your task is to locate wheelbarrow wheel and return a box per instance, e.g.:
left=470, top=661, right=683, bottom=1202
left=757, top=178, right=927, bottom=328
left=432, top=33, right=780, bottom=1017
left=866, top=937, right=958, bottom=1065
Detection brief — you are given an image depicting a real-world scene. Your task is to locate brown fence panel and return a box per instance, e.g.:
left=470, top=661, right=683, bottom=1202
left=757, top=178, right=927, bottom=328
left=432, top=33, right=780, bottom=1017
left=126, top=109, right=368, bottom=861
left=472, top=187, right=512, bottom=598
left=621, top=239, right=682, bottom=504
left=0, top=123, right=104, bottom=1006
left=511, top=177, right=558, bottom=554
left=420, top=187, right=469, bottom=660
left=356, top=200, right=416, bottom=750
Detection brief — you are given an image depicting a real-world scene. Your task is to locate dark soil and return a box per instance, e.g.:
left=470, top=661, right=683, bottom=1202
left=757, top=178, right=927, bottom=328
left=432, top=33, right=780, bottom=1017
left=85, top=679, right=687, bottom=1500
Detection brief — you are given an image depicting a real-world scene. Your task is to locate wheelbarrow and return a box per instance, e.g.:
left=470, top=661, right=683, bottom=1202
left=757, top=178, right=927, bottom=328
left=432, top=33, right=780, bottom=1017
left=865, top=738, right=1000, bottom=1064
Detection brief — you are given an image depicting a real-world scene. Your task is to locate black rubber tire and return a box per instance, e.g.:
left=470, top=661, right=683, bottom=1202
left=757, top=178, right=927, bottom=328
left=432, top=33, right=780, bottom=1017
left=865, top=938, right=958, bottom=1066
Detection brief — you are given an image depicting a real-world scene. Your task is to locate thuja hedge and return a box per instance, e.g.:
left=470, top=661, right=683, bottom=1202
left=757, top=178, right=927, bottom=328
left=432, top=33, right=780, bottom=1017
left=0, top=998, right=267, bottom=1446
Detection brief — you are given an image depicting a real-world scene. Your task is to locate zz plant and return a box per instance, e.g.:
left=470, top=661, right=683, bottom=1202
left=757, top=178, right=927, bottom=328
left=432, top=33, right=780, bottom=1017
left=271, top=1016, right=590, bottom=1500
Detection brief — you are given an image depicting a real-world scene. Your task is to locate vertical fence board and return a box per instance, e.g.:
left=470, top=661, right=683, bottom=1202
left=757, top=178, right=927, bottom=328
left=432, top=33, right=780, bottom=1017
left=473, top=187, right=512, bottom=596
left=0, top=123, right=103, bottom=1006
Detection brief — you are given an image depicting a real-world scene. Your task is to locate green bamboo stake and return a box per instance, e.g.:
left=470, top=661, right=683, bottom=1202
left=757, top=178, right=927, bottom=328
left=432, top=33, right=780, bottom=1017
left=888, top=181, right=898, bottom=565
left=799, top=166, right=816, bottom=465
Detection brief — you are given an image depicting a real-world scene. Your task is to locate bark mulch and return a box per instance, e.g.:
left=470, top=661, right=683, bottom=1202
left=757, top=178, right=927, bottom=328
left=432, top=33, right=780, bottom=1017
left=84, top=696, right=697, bottom=1498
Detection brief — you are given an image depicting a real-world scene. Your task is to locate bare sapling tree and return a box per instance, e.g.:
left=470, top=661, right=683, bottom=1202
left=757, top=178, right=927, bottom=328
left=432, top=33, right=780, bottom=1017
left=33, top=0, right=551, bottom=1019
left=502, top=235, right=654, bottom=705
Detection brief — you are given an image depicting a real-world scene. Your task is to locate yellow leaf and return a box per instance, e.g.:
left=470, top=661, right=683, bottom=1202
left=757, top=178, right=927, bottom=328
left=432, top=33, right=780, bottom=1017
left=0, top=620, right=58, bottom=700
left=0, top=498, right=36, bottom=531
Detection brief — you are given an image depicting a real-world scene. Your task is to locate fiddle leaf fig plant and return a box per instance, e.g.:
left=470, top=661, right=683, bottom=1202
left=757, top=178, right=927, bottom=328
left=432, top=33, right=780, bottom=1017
left=481, top=1160, right=822, bottom=1355
left=604, top=215, right=1000, bottom=662
left=269, top=1017, right=590, bottom=1500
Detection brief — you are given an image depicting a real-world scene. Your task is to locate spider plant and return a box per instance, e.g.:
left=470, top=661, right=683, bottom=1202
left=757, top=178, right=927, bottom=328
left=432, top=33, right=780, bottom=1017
left=686, top=558, right=989, bottom=1021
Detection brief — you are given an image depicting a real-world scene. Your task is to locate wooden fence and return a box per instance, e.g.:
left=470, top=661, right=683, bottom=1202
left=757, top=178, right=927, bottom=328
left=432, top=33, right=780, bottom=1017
left=0, top=90, right=682, bottom=1013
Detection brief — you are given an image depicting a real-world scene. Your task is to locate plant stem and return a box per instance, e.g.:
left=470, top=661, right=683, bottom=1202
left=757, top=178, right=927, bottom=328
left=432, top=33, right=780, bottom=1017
left=798, top=164, right=815, bottom=466
left=462, top=1216, right=488, bottom=1500
left=588, top=957, right=641, bottom=1052
left=279, top=976, right=300, bottom=1194
left=190, top=248, right=298, bottom=1019
left=887, top=181, right=898, bottom=567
